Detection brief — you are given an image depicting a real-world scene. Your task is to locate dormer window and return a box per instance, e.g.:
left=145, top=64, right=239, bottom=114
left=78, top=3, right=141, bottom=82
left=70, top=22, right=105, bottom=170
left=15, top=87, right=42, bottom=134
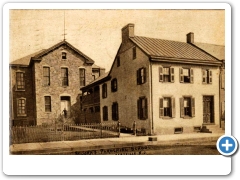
left=62, top=52, right=67, bottom=60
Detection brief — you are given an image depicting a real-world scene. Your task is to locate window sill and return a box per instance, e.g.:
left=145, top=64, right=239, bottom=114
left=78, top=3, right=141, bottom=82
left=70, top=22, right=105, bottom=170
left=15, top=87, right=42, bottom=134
left=17, top=114, right=27, bottom=117
left=161, top=117, right=173, bottom=119
left=15, top=89, right=25, bottom=92
left=182, top=116, right=192, bottom=119
left=62, top=86, right=69, bottom=88
left=45, top=112, right=52, bottom=114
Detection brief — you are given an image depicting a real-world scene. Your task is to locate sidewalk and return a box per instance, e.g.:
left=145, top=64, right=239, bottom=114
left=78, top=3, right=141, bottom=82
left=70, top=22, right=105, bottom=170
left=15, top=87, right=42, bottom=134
left=9, top=132, right=224, bottom=155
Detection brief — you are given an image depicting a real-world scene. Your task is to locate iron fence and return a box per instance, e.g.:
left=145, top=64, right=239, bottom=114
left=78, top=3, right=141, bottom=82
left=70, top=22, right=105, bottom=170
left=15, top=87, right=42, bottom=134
left=10, top=122, right=120, bottom=144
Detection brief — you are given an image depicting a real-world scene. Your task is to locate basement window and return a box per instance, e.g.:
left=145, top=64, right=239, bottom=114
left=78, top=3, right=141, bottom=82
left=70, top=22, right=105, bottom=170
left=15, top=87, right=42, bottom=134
left=174, top=127, right=183, bottom=134
left=193, top=126, right=201, bottom=132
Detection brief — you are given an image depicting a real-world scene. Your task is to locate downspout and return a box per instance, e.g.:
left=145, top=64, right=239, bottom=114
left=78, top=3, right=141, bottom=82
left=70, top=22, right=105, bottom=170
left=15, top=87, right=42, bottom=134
left=149, top=59, right=154, bottom=135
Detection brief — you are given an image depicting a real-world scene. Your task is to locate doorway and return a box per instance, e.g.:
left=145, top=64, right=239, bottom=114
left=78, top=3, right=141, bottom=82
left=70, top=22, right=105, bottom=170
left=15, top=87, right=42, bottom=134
left=61, top=96, right=71, bottom=117
left=203, top=96, right=214, bottom=124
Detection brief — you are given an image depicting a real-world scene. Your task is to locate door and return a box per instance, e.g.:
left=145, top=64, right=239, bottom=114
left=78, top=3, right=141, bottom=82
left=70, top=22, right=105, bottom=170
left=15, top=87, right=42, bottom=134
left=203, top=96, right=214, bottom=123
left=61, top=96, right=71, bottom=117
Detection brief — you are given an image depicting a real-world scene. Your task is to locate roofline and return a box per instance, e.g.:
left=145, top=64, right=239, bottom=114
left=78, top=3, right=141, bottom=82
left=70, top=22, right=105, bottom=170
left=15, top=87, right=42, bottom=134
left=36, top=41, right=95, bottom=64
left=107, top=43, right=123, bottom=76
left=189, top=43, right=224, bottom=61
left=9, top=64, right=29, bottom=67
left=80, top=75, right=111, bottom=91
left=150, top=56, right=222, bottom=66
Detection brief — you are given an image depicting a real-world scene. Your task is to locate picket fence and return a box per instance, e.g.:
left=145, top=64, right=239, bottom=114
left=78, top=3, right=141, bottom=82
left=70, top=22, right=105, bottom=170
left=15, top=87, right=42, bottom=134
left=10, top=122, right=120, bottom=144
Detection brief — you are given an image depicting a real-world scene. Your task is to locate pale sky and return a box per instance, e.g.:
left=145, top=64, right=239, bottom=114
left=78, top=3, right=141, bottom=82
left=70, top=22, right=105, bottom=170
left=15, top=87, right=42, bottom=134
left=10, top=9, right=225, bottom=71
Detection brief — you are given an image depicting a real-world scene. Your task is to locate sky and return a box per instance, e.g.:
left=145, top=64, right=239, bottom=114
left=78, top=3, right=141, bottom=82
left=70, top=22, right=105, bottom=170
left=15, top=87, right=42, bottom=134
left=10, top=9, right=225, bottom=71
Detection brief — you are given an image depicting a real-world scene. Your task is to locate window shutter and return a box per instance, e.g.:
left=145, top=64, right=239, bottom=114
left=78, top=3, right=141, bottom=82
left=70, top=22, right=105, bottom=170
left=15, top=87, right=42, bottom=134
left=137, top=69, right=140, bottom=85
left=112, top=104, right=115, bottom=120
left=143, top=67, right=147, bottom=83
left=159, top=67, right=163, bottom=82
left=202, top=70, right=207, bottom=83
left=190, top=69, right=194, bottom=83
left=111, top=80, right=114, bottom=91
left=115, top=79, right=118, bottom=91
left=180, top=98, right=184, bottom=118
left=171, top=98, right=175, bottom=118
left=170, top=67, right=174, bottom=83
left=191, top=97, right=195, bottom=117
left=208, top=70, right=212, bottom=84
left=116, top=103, right=119, bottom=120
left=179, top=68, right=183, bottom=83
left=144, top=98, right=148, bottom=119
left=159, top=98, right=164, bottom=117
left=221, top=72, right=225, bottom=89
left=137, top=99, right=140, bottom=119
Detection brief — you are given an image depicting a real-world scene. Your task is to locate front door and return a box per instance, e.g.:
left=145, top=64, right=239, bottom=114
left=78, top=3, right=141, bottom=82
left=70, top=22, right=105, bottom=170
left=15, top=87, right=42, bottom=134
left=61, top=96, right=71, bottom=117
left=203, top=96, right=214, bottom=124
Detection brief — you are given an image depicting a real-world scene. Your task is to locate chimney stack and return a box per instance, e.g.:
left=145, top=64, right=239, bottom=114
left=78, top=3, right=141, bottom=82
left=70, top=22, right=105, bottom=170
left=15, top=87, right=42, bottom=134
left=122, top=23, right=134, bottom=43
left=186, top=32, right=194, bottom=44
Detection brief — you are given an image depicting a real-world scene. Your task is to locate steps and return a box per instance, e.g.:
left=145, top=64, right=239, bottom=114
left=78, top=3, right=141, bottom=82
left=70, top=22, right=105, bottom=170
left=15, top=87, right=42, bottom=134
left=200, top=124, right=225, bottom=133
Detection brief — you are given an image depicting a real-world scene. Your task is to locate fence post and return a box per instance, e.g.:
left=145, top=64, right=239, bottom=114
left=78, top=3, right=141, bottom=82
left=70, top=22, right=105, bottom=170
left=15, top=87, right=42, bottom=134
left=100, top=123, right=102, bottom=138
left=118, top=121, right=121, bottom=137
left=133, top=121, right=137, bottom=136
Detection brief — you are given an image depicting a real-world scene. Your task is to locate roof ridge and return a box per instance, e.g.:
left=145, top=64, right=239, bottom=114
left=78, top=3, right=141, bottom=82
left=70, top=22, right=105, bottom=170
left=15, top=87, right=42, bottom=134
left=132, top=35, right=186, bottom=44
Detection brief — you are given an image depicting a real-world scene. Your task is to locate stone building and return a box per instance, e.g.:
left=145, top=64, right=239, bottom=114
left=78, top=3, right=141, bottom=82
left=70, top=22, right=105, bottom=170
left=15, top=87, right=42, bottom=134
left=81, top=24, right=224, bottom=135
left=9, top=40, right=105, bottom=126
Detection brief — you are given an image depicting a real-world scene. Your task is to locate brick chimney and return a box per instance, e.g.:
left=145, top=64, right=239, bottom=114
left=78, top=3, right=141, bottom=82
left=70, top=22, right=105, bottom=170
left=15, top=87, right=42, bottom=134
left=122, top=23, right=134, bottom=43
left=186, top=32, right=194, bottom=44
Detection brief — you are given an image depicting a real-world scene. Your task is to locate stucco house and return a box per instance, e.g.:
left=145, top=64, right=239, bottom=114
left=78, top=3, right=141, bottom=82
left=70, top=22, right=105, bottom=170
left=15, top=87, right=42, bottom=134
left=190, top=41, right=225, bottom=129
left=81, top=23, right=224, bottom=135
left=10, top=40, right=105, bottom=126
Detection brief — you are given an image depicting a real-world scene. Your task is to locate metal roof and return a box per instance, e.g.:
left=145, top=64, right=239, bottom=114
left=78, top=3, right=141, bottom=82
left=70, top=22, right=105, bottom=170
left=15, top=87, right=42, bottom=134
left=193, top=42, right=225, bottom=60
left=130, top=36, right=219, bottom=61
left=80, top=71, right=110, bottom=91
left=10, top=40, right=95, bottom=66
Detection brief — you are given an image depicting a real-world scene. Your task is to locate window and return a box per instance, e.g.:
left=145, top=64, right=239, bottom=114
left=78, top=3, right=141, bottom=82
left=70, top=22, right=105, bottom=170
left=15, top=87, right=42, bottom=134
left=180, top=97, right=195, bottom=118
left=61, top=68, right=69, bottom=86
left=44, top=96, right=51, bottom=112
left=137, top=97, right=148, bottom=120
left=137, top=67, right=146, bottom=85
left=180, top=68, right=193, bottom=83
left=43, top=67, right=50, bottom=86
left=174, top=127, right=183, bottom=134
left=159, top=67, right=174, bottom=82
left=159, top=97, right=175, bottom=118
left=89, top=107, right=94, bottom=113
left=111, top=78, right=117, bottom=92
left=103, top=106, right=108, bottom=121
left=17, top=98, right=26, bottom=116
left=102, top=83, right=107, bottom=98
left=112, top=102, right=119, bottom=120
left=133, top=47, right=136, bottom=59
left=62, top=52, right=67, bottom=59
left=202, top=69, right=212, bottom=84
left=79, top=68, right=85, bottom=86
left=16, top=72, right=25, bottom=90
left=117, top=56, right=120, bottom=67
left=95, top=106, right=100, bottom=113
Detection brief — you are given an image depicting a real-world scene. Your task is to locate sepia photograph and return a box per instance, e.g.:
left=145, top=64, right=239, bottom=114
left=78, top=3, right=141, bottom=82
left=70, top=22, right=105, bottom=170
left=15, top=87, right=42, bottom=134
left=8, top=8, right=226, bottom=156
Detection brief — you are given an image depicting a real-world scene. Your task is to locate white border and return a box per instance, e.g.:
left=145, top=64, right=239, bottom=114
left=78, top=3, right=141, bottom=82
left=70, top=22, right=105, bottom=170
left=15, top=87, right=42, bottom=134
left=3, top=3, right=231, bottom=176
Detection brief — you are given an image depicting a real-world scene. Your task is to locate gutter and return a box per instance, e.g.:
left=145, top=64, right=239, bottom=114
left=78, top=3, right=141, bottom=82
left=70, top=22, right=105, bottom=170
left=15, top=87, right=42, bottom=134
left=150, top=57, right=222, bottom=66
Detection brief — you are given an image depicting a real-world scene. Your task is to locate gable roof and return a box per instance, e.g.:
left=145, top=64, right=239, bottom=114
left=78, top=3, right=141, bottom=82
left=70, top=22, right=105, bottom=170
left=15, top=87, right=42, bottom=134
left=10, top=40, right=95, bottom=66
left=80, top=71, right=111, bottom=91
left=10, top=49, right=45, bottom=67
left=192, top=42, right=225, bottom=60
left=130, top=36, right=220, bottom=62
